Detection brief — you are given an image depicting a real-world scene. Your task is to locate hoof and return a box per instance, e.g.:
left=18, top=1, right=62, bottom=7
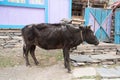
left=26, top=63, right=30, bottom=66
left=35, top=62, right=39, bottom=65
left=65, top=66, right=67, bottom=68
left=67, top=70, right=72, bottom=73
left=64, top=64, right=67, bottom=68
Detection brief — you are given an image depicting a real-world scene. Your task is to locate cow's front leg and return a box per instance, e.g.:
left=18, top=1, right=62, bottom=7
left=63, top=48, right=71, bottom=73
left=63, top=49, right=67, bottom=68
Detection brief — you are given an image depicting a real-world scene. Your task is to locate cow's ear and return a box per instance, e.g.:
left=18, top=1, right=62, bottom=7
left=79, top=26, right=84, bottom=30
left=87, top=25, right=92, bottom=29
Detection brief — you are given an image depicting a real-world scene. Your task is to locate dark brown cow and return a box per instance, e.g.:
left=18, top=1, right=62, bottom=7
left=21, top=23, right=99, bottom=72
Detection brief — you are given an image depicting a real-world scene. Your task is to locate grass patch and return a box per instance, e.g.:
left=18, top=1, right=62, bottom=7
left=34, top=49, right=63, bottom=67
left=72, top=75, right=101, bottom=80
left=79, top=76, right=96, bottom=79
left=0, top=48, right=64, bottom=68
left=96, top=74, right=102, bottom=80
left=0, top=56, right=16, bottom=68
left=54, top=50, right=63, bottom=61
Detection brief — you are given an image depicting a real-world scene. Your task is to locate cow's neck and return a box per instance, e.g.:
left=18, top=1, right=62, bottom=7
left=80, top=30, right=83, bottom=42
left=82, top=31, right=86, bottom=42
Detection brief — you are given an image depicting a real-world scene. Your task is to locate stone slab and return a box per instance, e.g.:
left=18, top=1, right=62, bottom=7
left=70, top=55, right=100, bottom=63
left=96, top=67, right=120, bottom=78
left=91, top=54, right=120, bottom=61
left=0, top=36, right=9, bottom=39
left=70, top=55, right=92, bottom=62
left=72, top=67, right=96, bottom=78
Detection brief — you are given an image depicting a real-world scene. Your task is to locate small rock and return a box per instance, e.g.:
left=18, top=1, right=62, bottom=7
left=71, top=62, right=79, bottom=67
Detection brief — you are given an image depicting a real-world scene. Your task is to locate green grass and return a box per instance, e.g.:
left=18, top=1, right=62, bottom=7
left=72, top=75, right=101, bottom=80
left=31, top=49, right=64, bottom=67
left=0, top=48, right=64, bottom=68
left=0, top=56, right=16, bottom=68
left=54, top=50, right=63, bottom=61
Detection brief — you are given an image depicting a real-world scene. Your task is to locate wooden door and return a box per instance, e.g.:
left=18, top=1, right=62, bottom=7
left=84, top=8, right=112, bottom=42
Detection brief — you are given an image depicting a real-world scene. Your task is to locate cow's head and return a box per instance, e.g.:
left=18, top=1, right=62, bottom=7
left=79, top=25, right=99, bottom=45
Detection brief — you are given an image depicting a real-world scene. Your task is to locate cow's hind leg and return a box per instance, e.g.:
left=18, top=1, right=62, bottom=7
left=30, top=45, right=39, bottom=65
left=23, top=45, right=30, bottom=66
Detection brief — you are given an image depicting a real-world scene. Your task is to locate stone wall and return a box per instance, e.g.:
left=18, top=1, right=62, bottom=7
left=0, top=29, right=22, bottom=48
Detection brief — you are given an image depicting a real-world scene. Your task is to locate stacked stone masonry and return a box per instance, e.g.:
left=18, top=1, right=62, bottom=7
left=0, top=29, right=22, bottom=48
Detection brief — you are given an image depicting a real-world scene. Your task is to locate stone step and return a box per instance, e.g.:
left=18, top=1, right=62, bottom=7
left=70, top=54, right=120, bottom=65
left=72, top=42, right=120, bottom=55
left=0, top=36, right=10, bottom=39
left=97, top=66, right=120, bottom=78
left=0, top=29, right=21, bottom=32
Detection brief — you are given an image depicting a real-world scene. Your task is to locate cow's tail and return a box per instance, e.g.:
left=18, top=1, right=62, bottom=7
left=21, top=27, right=26, bottom=58
left=23, top=43, right=26, bottom=58
left=22, top=36, right=26, bottom=58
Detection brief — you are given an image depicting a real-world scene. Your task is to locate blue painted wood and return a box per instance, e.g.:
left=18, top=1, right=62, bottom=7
left=101, top=9, right=108, bottom=23
left=95, top=9, right=109, bottom=41
left=96, top=9, right=102, bottom=24
left=45, top=0, right=48, bottom=23
left=0, top=25, right=24, bottom=29
left=0, top=0, right=46, bottom=9
left=69, top=0, right=72, bottom=19
left=115, top=8, right=120, bottom=44
left=84, top=8, right=90, bottom=26
left=26, top=0, right=29, bottom=4
left=84, top=8, right=112, bottom=41
left=96, top=28, right=109, bottom=41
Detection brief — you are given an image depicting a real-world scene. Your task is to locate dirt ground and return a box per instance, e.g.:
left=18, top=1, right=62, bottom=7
left=0, top=63, right=72, bottom=80
left=0, top=47, right=72, bottom=80
left=0, top=43, right=120, bottom=80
